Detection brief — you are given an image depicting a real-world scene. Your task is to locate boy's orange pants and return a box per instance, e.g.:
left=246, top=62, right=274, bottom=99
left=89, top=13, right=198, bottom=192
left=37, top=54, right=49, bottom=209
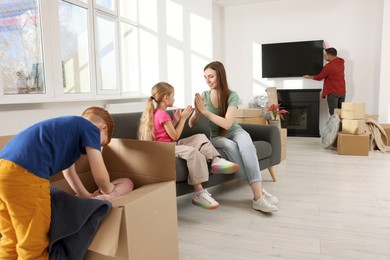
left=0, top=159, right=50, bottom=260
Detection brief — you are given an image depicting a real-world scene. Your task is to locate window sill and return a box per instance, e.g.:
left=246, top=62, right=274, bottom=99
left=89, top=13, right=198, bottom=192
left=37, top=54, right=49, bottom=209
left=0, top=93, right=148, bottom=105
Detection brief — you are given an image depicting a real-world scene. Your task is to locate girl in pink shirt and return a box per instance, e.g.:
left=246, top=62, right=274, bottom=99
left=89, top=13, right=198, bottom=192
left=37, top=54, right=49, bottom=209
left=138, top=82, right=239, bottom=209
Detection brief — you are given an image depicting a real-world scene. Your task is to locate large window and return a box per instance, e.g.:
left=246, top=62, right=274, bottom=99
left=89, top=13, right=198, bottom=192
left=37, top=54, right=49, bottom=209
left=96, top=12, right=118, bottom=92
left=59, top=1, right=91, bottom=93
left=0, top=0, right=45, bottom=95
left=0, top=0, right=139, bottom=101
left=0, top=0, right=214, bottom=108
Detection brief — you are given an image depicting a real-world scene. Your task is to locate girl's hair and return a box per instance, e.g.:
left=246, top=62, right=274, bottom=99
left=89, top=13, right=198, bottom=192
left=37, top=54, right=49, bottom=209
left=138, top=82, right=174, bottom=141
left=82, top=106, right=114, bottom=145
left=204, top=61, right=230, bottom=136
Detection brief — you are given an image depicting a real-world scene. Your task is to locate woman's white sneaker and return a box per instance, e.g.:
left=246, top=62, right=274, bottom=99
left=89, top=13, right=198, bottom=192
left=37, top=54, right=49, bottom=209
left=262, top=188, right=278, bottom=205
left=252, top=197, right=278, bottom=212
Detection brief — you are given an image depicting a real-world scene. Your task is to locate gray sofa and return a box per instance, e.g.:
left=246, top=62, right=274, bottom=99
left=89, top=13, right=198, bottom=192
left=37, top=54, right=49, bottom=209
left=111, top=111, right=281, bottom=196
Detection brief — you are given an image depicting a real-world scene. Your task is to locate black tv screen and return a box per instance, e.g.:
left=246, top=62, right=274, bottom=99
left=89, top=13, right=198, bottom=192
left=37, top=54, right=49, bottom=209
left=262, top=40, right=324, bottom=78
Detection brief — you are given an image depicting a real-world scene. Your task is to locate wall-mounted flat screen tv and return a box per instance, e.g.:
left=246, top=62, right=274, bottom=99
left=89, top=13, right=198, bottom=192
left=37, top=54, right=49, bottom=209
left=262, top=40, right=324, bottom=78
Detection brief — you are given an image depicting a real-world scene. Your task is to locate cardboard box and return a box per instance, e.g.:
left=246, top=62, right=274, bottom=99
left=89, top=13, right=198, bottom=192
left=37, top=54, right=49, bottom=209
left=236, top=116, right=267, bottom=125
left=266, top=87, right=278, bottom=106
left=341, top=119, right=366, bottom=135
left=60, top=139, right=179, bottom=260
left=85, top=182, right=177, bottom=260
left=236, top=108, right=266, bottom=125
left=366, top=114, right=379, bottom=121
left=280, top=128, right=287, bottom=161
left=337, top=132, right=369, bottom=156
left=341, top=102, right=365, bottom=119
left=381, top=124, right=390, bottom=146
left=0, top=135, right=13, bottom=149
left=0, top=137, right=179, bottom=260
left=236, top=108, right=263, bottom=118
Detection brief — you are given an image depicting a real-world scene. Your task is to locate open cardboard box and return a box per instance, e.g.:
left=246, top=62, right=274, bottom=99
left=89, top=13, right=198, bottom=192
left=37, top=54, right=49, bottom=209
left=1, top=136, right=179, bottom=260
left=51, top=138, right=179, bottom=260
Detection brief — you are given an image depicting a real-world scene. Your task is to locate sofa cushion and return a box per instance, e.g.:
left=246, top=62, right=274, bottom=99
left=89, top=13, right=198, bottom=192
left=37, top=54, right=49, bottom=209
left=254, top=141, right=272, bottom=160
left=112, top=112, right=140, bottom=139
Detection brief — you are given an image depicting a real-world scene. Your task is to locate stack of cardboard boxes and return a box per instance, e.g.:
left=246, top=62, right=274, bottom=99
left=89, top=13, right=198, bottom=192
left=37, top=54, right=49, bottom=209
left=336, top=102, right=370, bottom=156
left=235, top=108, right=267, bottom=124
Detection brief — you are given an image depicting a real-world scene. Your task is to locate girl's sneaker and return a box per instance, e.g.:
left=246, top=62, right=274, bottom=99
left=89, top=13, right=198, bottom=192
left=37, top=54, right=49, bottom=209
left=211, top=158, right=239, bottom=174
left=192, top=190, right=219, bottom=210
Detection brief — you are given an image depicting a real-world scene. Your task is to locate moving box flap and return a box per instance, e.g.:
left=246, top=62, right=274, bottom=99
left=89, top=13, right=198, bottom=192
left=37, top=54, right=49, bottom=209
left=51, top=171, right=98, bottom=193
left=122, top=181, right=178, bottom=260
left=0, top=135, right=14, bottom=150
left=50, top=138, right=176, bottom=188
left=88, top=206, right=123, bottom=257
left=109, top=181, right=175, bottom=207
left=102, top=138, right=176, bottom=188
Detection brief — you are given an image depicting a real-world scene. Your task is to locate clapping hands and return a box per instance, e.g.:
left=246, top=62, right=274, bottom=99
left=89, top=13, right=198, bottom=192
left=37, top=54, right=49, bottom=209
left=173, top=105, right=193, bottom=122
left=194, top=93, right=206, bottom=115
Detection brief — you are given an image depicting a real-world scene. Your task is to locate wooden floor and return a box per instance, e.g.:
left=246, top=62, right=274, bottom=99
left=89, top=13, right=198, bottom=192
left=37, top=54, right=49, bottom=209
left=177, top=137, right=390, bottom=260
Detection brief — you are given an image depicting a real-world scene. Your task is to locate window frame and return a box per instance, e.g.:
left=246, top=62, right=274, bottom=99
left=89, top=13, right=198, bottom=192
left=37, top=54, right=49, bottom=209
left=0, top=0, right=143, bottom=104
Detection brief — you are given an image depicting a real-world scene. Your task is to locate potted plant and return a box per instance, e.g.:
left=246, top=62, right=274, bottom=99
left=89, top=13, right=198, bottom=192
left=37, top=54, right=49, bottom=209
left=265, top=103, right=288, bottom=128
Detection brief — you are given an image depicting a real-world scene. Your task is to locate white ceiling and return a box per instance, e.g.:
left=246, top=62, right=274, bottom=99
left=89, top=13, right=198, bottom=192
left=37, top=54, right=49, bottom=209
left=213, top=0, right=279, bottom=7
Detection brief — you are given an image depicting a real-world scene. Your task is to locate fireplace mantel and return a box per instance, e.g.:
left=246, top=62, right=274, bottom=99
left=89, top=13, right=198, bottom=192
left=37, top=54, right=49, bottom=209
left=277, top=89, right=321, bottom=137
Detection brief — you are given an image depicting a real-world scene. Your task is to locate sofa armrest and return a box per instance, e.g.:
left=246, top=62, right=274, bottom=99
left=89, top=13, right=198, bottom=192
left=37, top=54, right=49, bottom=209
left=240, top=124, right=282, bottom=166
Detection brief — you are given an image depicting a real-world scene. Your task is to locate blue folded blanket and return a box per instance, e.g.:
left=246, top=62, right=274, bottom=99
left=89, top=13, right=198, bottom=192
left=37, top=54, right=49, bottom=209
left=49, top=186, right=112, bottom=260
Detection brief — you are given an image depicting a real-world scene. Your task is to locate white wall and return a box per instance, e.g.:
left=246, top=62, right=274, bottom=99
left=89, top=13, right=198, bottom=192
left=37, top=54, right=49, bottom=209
left=379, top=0, right=390, bottom=123
left=212, top=2, right=224, bottom=61
left=219, top=0, right=387, bottom=128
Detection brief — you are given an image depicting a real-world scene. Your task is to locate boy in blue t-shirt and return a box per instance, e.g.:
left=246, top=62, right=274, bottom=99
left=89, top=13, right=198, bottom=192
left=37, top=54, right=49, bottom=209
left=0, top=106, right=133, bottom=259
